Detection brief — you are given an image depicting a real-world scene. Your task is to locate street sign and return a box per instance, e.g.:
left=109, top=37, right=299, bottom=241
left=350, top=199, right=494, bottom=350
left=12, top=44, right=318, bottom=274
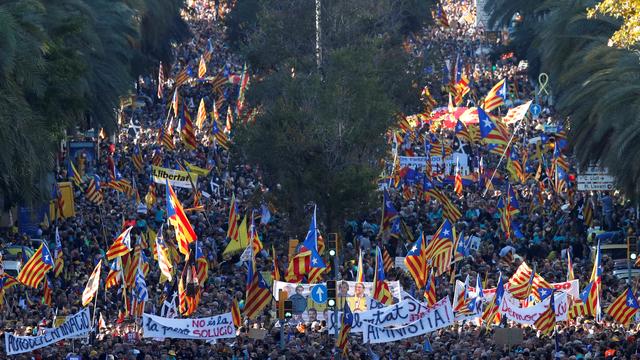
left=310, top=284, right=327, bottom=304
left=577, top=167, right=614, bottom=191
left=530, top=104, right=541, bottom=118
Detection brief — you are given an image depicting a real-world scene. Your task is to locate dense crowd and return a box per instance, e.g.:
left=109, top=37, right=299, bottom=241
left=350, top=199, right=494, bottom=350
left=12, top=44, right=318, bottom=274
left=1, top=0, right=639, bottom=359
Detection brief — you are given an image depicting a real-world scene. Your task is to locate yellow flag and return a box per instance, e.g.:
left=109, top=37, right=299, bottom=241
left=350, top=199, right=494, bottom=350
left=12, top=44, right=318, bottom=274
left=196, top=99, right=207, bottom=129
left=184, top=161, right=211, bottom=176
left=223, top=215, right=249, bottom=256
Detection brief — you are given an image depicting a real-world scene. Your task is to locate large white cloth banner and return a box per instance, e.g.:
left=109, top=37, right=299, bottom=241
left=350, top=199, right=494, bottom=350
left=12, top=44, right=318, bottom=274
left=500, top=292, right=568, bottom=325
left=363, top=298, right=454, bottom=344
left=327, top=297, right=433, bottom=334
left=5, top=308, right=91, bottom=355
left=142, top=313, right=236, bottom=340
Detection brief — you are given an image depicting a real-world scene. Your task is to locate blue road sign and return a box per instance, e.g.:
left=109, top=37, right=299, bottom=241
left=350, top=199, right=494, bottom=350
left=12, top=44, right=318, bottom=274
left=310, top=284, right=328, bottom=304
left=530, top=103, right=542, bottom=118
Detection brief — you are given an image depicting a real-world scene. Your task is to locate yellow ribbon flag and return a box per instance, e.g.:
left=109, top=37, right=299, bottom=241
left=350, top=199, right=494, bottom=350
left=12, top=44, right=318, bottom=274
left=223, top=215, right=249, bottom=256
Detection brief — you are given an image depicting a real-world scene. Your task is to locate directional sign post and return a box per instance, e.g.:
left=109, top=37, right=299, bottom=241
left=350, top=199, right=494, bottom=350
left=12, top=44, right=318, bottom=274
left=530, top=103, right=541, bottom=118
left=310, top=284, right=327, bottom=304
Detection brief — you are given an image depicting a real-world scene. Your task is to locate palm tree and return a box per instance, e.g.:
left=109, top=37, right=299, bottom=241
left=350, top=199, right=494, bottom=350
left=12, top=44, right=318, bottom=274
left=0, top=0, right=187, bottom=205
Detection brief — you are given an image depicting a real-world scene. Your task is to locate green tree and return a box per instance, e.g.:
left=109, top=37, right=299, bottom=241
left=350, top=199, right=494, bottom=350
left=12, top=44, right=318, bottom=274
left=0, top=0, right=187, bottom=205
left=233, top=0, right=433, bottom=232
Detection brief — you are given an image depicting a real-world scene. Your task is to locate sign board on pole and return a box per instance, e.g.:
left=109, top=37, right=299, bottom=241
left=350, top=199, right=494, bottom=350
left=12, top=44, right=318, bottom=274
left=577, top=167, right=614, bottom=191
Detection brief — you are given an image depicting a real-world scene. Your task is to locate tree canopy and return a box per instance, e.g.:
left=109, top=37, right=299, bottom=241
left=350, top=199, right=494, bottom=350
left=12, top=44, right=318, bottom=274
left=485, top=0, right=640, bottom=200
left=0, top=0, right=188, bottom=206
left=232, top=0, right=433, bottom=232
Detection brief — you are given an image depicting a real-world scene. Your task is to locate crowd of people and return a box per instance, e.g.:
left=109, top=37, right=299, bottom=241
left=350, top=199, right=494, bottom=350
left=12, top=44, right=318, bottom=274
left=1, top=0, right=639, bottom=359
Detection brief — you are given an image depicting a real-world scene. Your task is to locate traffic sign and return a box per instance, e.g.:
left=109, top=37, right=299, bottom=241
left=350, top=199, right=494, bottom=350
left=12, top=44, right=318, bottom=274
left=530, top=104, right=541, bottom=118
left=310, top=284, right=327, bottom=304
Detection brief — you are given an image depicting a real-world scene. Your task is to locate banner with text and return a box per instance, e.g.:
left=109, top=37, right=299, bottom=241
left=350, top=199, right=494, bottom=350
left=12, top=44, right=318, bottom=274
left=5, top=308, right=90, bottom=355
left=363, top=297, right=454, bottom=344
left=142, top=313, right=235, bottom=340
left=152, top=166, right=198, bottom=189
left=500, top=292, right=568, bottom=325
left=327, top=296, right=431, bottom=334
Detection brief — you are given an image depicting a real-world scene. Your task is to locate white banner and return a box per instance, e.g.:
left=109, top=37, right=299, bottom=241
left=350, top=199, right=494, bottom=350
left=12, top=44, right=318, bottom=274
left=152, top=166, right=198, bottom=189
left=363, top=297, right=454, bottom=344
left=398, top=156, right=428, bottom=168
left=500, top=292, right=568, bottom=325
left=327, top=297, right=431, bottom=334
left=142, top=313, right=236, bottom=340
left=5, top=308, right=91, bottom=355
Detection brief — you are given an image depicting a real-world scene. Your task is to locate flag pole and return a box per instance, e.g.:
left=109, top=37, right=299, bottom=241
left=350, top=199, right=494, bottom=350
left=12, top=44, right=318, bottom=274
left=482, top=120, right=524, bottom=197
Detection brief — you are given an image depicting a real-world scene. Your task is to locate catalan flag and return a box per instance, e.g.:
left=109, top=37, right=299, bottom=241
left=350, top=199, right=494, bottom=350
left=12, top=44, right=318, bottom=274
left=157, top=61, right=165, bottom=99
left=509, top=262, right=535, bottom=300
left=424, top=219, right=454, bottom=276
left=244, top=252, right=272, bottom=319
left=232, top=298, right=242, bottom=328
left=212, top=117, right=230, bottom=150
left=166, top=180, right=197, bottom=256
left=53, top=227, right=64, bottom=277
left=42, top=276, right=53, bottom=307
left=85, top=175, right=104, bottom=205
left=174, top=67, right=191, bottom=88
left=285, top=249, right=311, bottom=283
left=382, top=247, right=394, bottom=273
left=195, top=240, right=208, bottom=284
left=179, top=260, right=200, bottom=317
left=434, top=3, right=449, bottom=27
left=424, top=269, right=437, bottom=306
left=106, top=226, right=133, bottom=261
left=236, top=63, right=249, bottom=117
left=123, top=247, right=141, bottom=288
left=580, top=240, right=602, bottom=319
left=508, top=262, right=552, bottom=301
left=534, top=291, right=556, bottom=336
left=483, top=79, right=507, bottom=112
left=249, top=218, right=264, bottom=256
left=568, top=297, right=589, bottom=321
left=355, top=249, right=364, bottom=283
left=606, top=288, right=639, bottom=326
left=82, top=260, right=102, bottom=306
left=196, top=98, right=207, bottom=129
left=198, top=55, right=207, bottom=78
left=581, top=197, right=594, bottom=228
left=381, top=190, right=401, bottom=237
left=180, top=105, right=197, bottom=151
left=567, top=248, right=575, bottom=281
left=453, top=74, right=470, bottom=106
left=373, top=246, right=393, bottom=305
left=17, top=243, right=54, bottom=288
left=454, top=164, right=463, bottom=197
left=482, top=273, right=505, bottom=327
left=156, top=225, right=174, bottom=282
left=507, top=149, right=525, bottom=183
left=423, top=177, right=462, bottom=222
left=301, top=207, right=326, bottom=283
left=336, top=302, right=353, bottom=354
left=479, top=107, right=509, bottom=155
left=105, top=259, right=122, bottom=290
left=158, top=127, right=175, bottom=151
left=69, top=160, right=83, bottom=187
left=454, top=120, right=472, bottom=144
left=171, top=89, right=180, bottom=118
left=131, top=145, right=144, bottom=173
left=404, top=231, right=427, bottom=289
